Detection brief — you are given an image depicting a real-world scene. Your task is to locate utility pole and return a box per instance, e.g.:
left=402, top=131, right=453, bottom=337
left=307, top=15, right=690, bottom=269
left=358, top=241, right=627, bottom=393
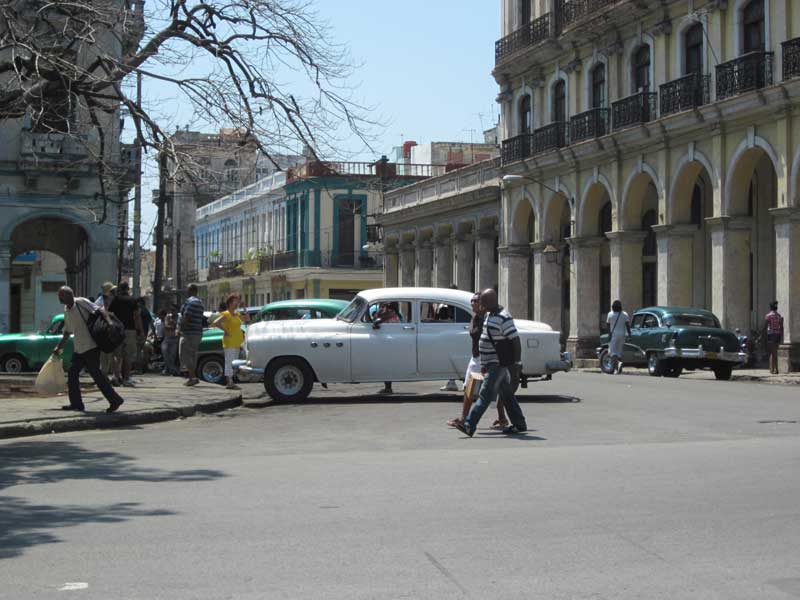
left=132, top=71, right=143, bottom=298
left=153, top=151, right=167, bottom=313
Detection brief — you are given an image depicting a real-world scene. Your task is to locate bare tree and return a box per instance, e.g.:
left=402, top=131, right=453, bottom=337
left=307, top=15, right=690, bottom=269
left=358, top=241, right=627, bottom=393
left=0, top=0, right=377, bottom=193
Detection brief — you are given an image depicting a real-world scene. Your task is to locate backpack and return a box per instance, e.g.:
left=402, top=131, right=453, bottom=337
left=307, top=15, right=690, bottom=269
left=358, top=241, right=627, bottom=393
left=77, top=301, right=125, bottom=353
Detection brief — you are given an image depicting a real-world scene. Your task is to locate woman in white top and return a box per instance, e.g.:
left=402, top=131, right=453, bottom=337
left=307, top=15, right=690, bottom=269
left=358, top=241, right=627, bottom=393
left=606, top=300, right=631, bottom=374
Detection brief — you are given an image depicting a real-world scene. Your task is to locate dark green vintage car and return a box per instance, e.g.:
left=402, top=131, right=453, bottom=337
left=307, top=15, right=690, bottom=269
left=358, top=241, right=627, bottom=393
left=259, top=298, right=349, bottom=321
left=596, top=307, right=747, bottom=380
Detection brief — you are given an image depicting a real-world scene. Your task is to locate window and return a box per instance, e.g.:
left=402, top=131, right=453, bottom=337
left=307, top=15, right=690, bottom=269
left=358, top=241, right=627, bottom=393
left=363, top=301, right=412, bottom=324
left=591, top=64, right=606, bottom=109
left=553, top=80, right=566, bottom=122
left=642, top=210, right=658, bottom=256
left=520, top=0, right=531, bottom=25
left=224, top=159, right=238, bottom=184
left=684, top=23, right=704, bottom=75
left=642, top=314, right=659, bottom=328
left=519, top=94, right=532, bottom=135
left=420, top=302, right=471, bottom=323
left=46, top=319, right=64, bottom=335
left=633, top=44, right=651, bottom=91
left=631, top=314, right=645, bottom=329
left=743, top=0, right=765, bottom=53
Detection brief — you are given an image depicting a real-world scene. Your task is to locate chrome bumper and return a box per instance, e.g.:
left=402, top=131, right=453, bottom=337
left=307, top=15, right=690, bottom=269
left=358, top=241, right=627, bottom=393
left=233, top=359, right=264, bottom=375
left=662, top=347, right=747, bottom=363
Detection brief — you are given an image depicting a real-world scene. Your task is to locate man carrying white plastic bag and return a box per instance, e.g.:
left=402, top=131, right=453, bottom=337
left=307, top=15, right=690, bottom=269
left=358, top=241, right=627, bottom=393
left=51, top=286, right=125, bottom=413
left=34, top=354, right=66, bottom=395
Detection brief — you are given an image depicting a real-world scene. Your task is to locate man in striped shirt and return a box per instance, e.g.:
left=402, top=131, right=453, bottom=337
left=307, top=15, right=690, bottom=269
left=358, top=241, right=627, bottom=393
left=178, top=284, right=205, bottom=386
left=454, top=288, right=527, bottom=437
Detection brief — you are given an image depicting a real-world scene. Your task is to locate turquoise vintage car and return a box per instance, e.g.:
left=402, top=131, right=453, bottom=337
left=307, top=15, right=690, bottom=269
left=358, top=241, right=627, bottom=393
left=259, top=298, right=349, bottom=321
left=0, top=314, right=74, bottom=373
left=596, top=307, right=747, bottom=380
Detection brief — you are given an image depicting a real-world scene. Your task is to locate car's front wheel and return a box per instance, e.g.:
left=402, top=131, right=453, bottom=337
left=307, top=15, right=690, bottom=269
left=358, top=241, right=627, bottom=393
left=714, top=365, right=733, bottom=381
left=599, top=349, right=616, bottom=374
left=197, top=355, right=225, bottom=384
left=647, top=353, right=664, bottom=377
left=2, top=354, right=28, bottom=374
left=264, top=357, right=314, bottom=402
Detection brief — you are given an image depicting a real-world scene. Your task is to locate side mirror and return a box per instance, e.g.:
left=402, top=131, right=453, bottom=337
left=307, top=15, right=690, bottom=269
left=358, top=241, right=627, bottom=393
left=372, top=318, right=383, bottom=330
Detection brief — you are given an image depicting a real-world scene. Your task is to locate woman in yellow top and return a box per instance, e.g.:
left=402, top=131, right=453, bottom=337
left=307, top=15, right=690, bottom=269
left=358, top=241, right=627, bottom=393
left=212, top=294, right=249, bottom=389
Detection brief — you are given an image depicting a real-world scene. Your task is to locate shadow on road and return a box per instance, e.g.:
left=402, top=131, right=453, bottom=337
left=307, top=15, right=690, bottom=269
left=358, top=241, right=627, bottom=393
left=0, top=440, right=225, bottom=560
left=246, top=393, right=581, bottom=408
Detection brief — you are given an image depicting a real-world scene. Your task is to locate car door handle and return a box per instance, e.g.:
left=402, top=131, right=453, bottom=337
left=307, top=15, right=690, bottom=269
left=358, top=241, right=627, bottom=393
left=462, top=325, right=470, bottom=330
left=336, top=342, right=344, bottom=347
left=403, top=325, right=415, bottom=330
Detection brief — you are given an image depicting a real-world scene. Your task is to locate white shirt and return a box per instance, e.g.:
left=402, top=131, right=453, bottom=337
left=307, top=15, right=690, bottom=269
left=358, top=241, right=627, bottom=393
left=607, top=310, right=630, bottom=337
left=63, top=298, right=100, bottom=354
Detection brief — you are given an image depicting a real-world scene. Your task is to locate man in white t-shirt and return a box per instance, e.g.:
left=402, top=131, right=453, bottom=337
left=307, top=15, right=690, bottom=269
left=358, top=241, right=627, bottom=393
left=52, top=286, right=125, bottom=413
left=606, top=300, right=631, bottom=375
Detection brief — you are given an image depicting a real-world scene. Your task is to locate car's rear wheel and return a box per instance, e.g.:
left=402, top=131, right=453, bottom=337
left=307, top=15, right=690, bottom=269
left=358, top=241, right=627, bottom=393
left=714, top=365, right=733, bottom=381
left=599, top=349, right=616, bottom=374
left=664, top=365, right=683, bottom=378
left=197, top=355, right=225, bottom=384
left=2, top=354, right=28, bottom=374
left=647, top=353, right=664, bottom=377
left=264, top=357, right=314, bottom=402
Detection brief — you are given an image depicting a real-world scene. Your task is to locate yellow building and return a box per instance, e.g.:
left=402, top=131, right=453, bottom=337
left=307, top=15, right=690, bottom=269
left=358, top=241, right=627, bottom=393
left=495, top=0, right=800, bottom=370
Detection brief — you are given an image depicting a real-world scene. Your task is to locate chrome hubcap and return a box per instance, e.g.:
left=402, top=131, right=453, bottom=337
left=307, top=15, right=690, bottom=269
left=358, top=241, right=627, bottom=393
left=274, top=365, right=303, bottom=396
left=5, top=358, right=23, bottom=373
left=202, top=360, right=223, bottom=382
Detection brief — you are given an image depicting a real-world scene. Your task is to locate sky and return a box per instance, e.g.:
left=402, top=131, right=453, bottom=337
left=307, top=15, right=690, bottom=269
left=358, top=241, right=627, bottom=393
left=137, top=1, right=501, bottom=246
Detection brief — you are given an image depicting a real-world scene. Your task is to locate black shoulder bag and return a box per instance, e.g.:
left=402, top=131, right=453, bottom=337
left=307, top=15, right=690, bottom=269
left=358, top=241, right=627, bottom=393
left=77, top=300, right=125, bottom=353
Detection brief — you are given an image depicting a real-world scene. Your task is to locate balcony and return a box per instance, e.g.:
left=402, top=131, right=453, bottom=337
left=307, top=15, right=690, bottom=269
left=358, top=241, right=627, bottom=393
left=501, top=133, right=533, bottom=165
left=495, top=13, right=551, bottom=64
left=532, top=122, right=568, bottom=154
left=659, top=73, right=710, bottom=116
left=18, top=131, right=94, bottom=172
left=782, top=37, right=800, bottom=80
left=612, top=91, right=657, bottom=130
left=272, top=251, right=298, bottom=270
left=555, top=0, right=620, bottom=32
left=206, top=260, right=242, bottom=281
left=716, top=51, right=773, bottom=100
left=569, top=108, right=610, bottom=143
left=324, top=251, right=383, bottom=269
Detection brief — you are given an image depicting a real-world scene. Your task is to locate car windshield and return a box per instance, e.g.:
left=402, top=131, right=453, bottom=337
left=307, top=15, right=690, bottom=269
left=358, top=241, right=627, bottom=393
left=668, top=314, right=720, bottom=328
left=337, top=296, right=366, bottom=323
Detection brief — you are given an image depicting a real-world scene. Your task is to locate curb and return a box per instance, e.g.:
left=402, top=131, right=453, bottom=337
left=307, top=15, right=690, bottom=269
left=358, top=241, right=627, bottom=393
left=0, top=395, right=242, bottom=440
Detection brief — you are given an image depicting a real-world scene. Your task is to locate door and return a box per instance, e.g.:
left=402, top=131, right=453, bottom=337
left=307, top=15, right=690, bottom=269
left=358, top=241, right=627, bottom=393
left=350, top=300, right=416, bottom=381
left=10, top=283, right=21, bottom=332
left=416, top=301, right=472, bottom=378
left=637, top=313, right=661, bottom=353
left=626, top=313, right=647, bottom=364
left=337, top=199, right=360, bottom=267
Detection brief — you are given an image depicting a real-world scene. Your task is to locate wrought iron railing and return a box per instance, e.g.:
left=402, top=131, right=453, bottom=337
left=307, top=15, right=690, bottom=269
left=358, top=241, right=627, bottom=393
left=716, top=51, right=773, bottom=100
left=782, top=38, right=800, bottom=80
left=324, top=251, right=383, bottom=269
left=555, top=0, right=618, bottom=32
left=659, top=73, right=710, bottom=116
left=495, top=13, right=551, bottom=63
left=272, top=251, right=298, bottom=270
left=612, top=91, right=657, bottom=130
left=569, top=108, right=609, bottom=143
left=501, top=133, right=534, bottom=165
left=532, top=122, right=568, bottom=154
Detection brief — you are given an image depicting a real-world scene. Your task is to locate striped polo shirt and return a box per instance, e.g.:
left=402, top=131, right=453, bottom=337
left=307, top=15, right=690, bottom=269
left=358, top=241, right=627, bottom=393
left=478, top=306, right=518, bottom=367
left=179, top=296, right=205, bottom=335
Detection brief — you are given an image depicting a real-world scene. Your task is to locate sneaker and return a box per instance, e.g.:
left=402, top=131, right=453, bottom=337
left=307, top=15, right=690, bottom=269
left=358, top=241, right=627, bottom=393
left=122, top=379, right=135, bottom=387
left=185, top=378, right=199, bottom=387
left=440, top=381, right=459, bottom=392
left=617, top=362, right=624, bottom=374
left=454, top=420, right=474, bottom=437
left=61, top=404, right=85, bottom=412
left=502, top=425, right=527, bottom=435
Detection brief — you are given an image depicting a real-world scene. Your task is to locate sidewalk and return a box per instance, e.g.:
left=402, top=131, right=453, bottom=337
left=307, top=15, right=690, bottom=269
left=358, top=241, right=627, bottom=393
left=576, top=366, right=800, bottom=385
left=0, top=373, right=256, bottom=440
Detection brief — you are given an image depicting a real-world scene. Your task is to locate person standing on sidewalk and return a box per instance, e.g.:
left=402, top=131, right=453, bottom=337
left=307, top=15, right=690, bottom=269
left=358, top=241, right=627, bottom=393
left=764, top=301, right=784, bottom=374
left=52, top=286, right=124, bottom=413
left=179, top=284, right=205, bottom=386
left=454, top=288, right=527, bottom=437
left=108, top=281, right=143, bottom=387
left=161, top=305, right=180, bottom=375
left=212, top=293, right=249, bottom=390
left=606, top=300, right=631, bottom=375
left=95, top=282, right=116, bottom=376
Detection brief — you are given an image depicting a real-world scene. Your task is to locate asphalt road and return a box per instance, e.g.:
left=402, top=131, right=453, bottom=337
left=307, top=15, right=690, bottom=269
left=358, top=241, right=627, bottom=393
left=4, top=372, right=800, bottom=599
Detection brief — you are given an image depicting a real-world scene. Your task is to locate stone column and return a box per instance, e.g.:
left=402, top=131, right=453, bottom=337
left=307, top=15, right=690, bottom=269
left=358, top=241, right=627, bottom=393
left=653, top=224, right=696, bottom=307
left=454, top=234, right=475, bottom=292
left=0, top=241, right=11, bottom=333
left=434, top=238, right=452, bottom=288
left=476, top=230, right=498, bottom=291
left=415, top=241, right=434, bottom=287
left=708, top=217, right=752, bottom=332
left=498, top=245, right=530, bottom=318
left=567, top=237, right=604, bottom=359
left=531, top=242, right=562, bottom=329
left=606, top=230, right=646, bottom=314
left=384, top=246, right=399, bottom=287
left=771, top=208, right=800, bottom=372
left=399, top=242, right=416, bottom=287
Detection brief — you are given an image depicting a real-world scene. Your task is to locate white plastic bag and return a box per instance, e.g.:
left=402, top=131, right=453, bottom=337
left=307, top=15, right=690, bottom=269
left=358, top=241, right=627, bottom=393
left=35, top=355, right=66, bottom=396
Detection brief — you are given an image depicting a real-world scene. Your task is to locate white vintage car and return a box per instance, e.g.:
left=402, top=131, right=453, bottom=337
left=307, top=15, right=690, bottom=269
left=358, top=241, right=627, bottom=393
left=236, top=287, right=572, bottom=402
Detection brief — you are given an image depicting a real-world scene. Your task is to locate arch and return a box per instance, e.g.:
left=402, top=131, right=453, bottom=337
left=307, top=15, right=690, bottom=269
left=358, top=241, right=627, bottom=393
left=734, top=0, right=771, bottom=55
left=580, top=170, right=615, bottom=213
left=510, top=193, right=537, bottom=245
left=584, top=53, right=609, bottom=109
left=724, top=134, right=781, bottom=215
left=542, top=192, right=571, bottom=242
left=790, top=143, right=800, bottom=206
left=1, top=209, right=92, bottom=243
left=621, top=162, right=662, bottom=230
left=577, top=182, right=612, bottom=237
left=675, top=16, right=708, bottom=77
left=669, top=148, right=718, bottom=224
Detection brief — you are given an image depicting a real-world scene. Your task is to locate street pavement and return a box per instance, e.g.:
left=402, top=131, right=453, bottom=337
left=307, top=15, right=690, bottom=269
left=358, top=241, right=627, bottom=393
left=4, top=372, right=800, bottom=599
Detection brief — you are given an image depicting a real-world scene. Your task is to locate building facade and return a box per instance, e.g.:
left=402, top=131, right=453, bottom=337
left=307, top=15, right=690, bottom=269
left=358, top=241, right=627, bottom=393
left=381, top=158, right=502, bottom=296
left=495, top=0, right=800, bottom=370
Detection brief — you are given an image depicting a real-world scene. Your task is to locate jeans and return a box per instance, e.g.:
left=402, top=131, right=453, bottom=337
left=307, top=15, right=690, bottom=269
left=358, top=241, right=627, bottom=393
left=463, top=364, right=526, bottom=433
left=68, top=347, right=125, bottom=409
left=162, top=336, right=179, bottom=374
